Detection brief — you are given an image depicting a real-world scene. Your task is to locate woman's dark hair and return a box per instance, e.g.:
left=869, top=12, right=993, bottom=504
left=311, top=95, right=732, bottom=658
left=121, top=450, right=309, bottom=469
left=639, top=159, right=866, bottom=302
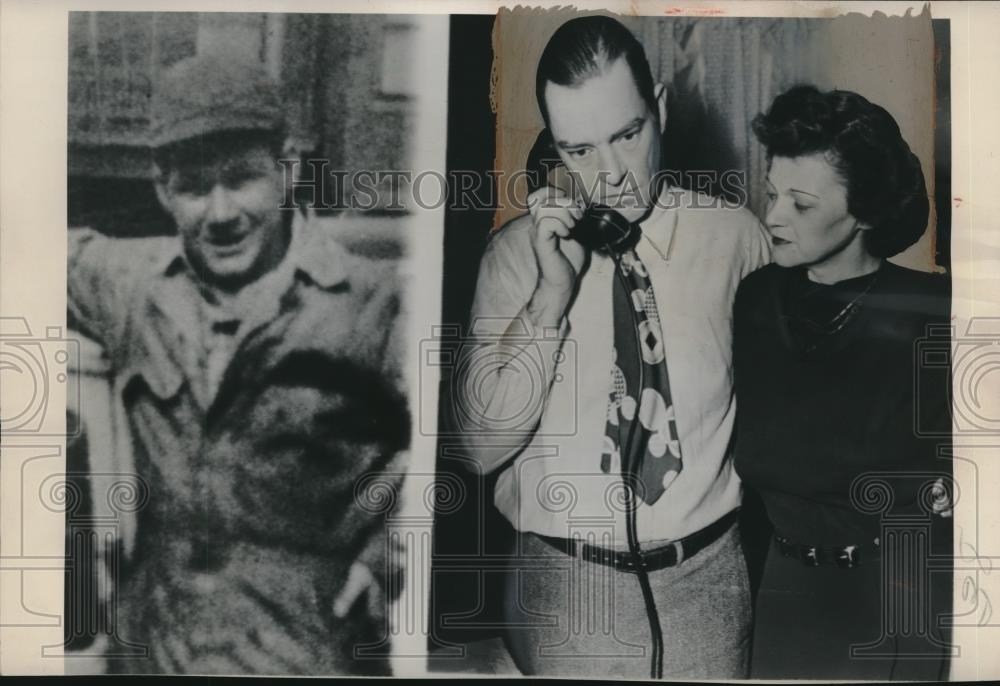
left=752, top=85, right=929, bottom=258
left=536, top=16, right=658, bottom=128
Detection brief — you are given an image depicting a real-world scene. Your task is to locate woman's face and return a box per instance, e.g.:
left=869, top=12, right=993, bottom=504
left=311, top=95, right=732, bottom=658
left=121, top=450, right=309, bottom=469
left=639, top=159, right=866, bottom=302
left=764, top=153, right=869, bottom=274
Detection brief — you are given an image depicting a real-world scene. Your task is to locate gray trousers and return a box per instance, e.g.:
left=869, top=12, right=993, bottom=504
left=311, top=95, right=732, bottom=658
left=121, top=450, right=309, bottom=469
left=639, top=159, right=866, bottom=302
left=502, top=521, right=751, bottom=679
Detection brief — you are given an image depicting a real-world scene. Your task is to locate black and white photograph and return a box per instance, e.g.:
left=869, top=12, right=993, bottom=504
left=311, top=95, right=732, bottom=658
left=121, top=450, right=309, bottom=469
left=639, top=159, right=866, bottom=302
left=2, top=1, right=1000, bottom=681
left=58, top=10, right=430, bottom=676
left=430, top=8, right=956, bottom=680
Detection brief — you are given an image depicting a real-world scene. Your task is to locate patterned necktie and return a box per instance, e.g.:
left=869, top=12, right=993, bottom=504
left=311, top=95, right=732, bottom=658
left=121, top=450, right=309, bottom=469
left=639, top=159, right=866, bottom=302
left=599, top=248, right=683, bottom=506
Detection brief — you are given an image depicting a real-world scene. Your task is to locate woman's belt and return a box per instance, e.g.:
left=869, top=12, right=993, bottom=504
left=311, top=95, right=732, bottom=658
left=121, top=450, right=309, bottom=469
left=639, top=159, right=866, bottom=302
left=533, top=509, right=738, bottom=573
left=774, top=532, right=868, bottom=568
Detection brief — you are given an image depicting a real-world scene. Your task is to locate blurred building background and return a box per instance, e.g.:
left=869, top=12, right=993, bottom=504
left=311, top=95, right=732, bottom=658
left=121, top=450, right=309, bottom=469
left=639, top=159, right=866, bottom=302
left=68, top=11, right=418, bottom=236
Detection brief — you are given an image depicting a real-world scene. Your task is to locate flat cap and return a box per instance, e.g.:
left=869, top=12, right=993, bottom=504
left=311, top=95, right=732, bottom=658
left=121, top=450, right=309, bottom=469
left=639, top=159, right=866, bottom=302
left=149, top=52, right=284, bottom=149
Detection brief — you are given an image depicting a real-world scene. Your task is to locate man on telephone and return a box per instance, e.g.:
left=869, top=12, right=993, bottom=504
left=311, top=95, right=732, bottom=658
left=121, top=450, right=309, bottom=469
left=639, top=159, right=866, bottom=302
left=456, top=15, right=770, bottom=678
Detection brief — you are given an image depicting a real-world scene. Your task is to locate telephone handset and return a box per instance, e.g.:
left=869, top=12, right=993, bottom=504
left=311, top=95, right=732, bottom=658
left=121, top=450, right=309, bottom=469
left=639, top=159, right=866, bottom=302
left=526, top=128, right=641, bottom=254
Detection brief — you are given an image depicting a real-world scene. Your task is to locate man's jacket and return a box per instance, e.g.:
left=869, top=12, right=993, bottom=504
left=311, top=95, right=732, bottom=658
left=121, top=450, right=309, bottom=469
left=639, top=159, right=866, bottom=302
left=67, top=211, right=409, bottom=675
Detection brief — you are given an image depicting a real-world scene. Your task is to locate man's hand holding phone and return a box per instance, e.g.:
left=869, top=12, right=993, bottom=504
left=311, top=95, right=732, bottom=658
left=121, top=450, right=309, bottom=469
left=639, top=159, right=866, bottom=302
left=526, top=185, right=587, bottom=329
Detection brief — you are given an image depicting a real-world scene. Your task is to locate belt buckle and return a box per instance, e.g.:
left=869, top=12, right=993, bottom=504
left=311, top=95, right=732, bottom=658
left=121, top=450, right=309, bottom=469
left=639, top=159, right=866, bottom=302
left=671, top=539, right=685, bottom=566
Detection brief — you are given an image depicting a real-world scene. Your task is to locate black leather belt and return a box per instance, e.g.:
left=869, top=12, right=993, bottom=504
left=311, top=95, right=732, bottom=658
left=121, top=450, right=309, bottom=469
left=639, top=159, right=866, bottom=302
left=774, top=532, right=866, bottom=568
left=534, top=509, right=738, bottom=573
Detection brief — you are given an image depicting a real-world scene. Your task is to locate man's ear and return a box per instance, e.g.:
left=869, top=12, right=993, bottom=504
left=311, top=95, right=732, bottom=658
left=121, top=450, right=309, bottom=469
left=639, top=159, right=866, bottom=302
left=654, top=82, right=668, bottom=134
left=152, top=165, right=174, bottom=214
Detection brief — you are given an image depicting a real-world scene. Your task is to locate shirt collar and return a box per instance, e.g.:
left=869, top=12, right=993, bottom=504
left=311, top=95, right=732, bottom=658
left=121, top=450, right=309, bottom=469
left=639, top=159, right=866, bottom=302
left=159, top=209, right=349, bottom=290
left=638, top=185, right=683, bottom=258
left=592, top=188, right=682, bottom=274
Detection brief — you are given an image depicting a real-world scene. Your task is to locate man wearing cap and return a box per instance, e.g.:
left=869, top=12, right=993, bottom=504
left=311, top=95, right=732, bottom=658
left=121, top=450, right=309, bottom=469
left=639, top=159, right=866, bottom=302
left=68, top=53, right=408, bottom=675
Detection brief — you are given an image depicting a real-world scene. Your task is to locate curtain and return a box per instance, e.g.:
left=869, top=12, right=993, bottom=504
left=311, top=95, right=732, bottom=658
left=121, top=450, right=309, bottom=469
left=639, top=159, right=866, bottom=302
left=641, top=17, right=820, bottom=218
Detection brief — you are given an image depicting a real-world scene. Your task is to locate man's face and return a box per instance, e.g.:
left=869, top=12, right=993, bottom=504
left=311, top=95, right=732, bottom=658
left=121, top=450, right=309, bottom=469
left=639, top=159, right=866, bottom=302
left=544, top=56, right=666, bottom=223
left=156, top=134, right=288, bottom=291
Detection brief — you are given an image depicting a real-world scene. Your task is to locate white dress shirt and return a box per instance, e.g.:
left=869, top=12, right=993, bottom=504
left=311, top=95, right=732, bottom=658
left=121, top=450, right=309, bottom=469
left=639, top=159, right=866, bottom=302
left=458, top=188, right=771, bottom=544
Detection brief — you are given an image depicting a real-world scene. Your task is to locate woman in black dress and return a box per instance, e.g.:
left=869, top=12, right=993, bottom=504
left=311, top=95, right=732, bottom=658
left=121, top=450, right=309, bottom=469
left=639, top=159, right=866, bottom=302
left=734, top=85, right=953, bottom=680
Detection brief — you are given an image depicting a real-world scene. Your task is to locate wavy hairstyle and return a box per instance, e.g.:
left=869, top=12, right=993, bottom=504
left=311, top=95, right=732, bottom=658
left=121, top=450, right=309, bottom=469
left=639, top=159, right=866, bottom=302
left=752, top=85, right=929, bottom=258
